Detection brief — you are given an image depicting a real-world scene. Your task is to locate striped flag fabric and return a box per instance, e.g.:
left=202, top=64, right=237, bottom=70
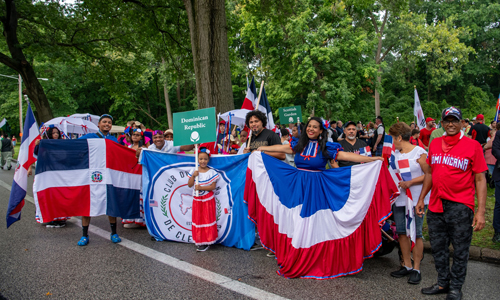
left=0, top=118, right=6, bottom=129
left=495, top=93, right=500, bottom=123
left=241, top=76, right=257, bottom=110
left=359, top=146, right=372, bottom=157
left=33, top=139, right=142, bottom=223
left=245, top=152, right=399, bottom=279
left=257, top=86, right=276, bottom=130
left=382, top=135, right=394, bottom=160
left=6, top=103, right=41, bottom=228
left=397, top=159, right=412, bottom=181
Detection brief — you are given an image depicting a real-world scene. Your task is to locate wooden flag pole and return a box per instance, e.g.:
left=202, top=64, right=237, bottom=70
left=246, top=81, right=265, bottom=150
left=195, top=144, right=199, bottom=197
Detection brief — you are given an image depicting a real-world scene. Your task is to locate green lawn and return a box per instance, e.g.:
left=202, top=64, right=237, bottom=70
left=422, top=186, right=500, bottom=250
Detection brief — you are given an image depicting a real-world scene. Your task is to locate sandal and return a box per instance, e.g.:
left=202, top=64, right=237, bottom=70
left=77, top=236, right=89, bottom=246
left=110, top=234, right=121, bottom=243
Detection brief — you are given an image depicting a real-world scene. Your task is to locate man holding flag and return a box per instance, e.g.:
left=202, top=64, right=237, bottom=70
left=6, top=103, right=41, bottom=228
left=417, top=107, right=487, bottom=300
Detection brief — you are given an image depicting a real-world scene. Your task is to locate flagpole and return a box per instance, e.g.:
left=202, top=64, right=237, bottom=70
left=246, top=81, right=265, bottom=149
left=195, top=144, right=199, bottom=197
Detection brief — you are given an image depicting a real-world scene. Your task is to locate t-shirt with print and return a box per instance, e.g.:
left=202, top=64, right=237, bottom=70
left=338, top=139, right=367, bottom=167
left=427, top=134, right=488, bottom=213
left=248, top=128, right=281, bottom=152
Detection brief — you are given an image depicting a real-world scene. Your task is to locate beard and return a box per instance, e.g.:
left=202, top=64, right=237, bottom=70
left=347, top=135, right=356, bottom=141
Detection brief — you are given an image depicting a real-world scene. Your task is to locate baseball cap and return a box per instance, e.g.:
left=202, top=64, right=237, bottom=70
left=344, top=121, right=357, bottom=128
left=472, top=117, right=476, bottom=121
left=476, top=114, right=484, bottom=120
left=165, top=129, right=173, bottom=135
left=425, top=117, right=435, bottom=122
left=441, top=106, right=462, bottom=121
left=219, top=120, right=226, bottom=125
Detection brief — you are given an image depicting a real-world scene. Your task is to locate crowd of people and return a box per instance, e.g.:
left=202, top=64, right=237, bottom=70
left=3, top=105, right=498, bottom=299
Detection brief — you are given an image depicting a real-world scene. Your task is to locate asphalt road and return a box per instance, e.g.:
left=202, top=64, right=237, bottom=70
left=1, top=169, right=500, bottom=300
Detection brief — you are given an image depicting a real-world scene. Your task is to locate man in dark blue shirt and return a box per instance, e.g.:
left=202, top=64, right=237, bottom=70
left=77, top=114, right=120, bottom=246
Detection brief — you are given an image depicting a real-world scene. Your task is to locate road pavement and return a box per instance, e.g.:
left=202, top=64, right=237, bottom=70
left=1, top=169, right=499, bottom=299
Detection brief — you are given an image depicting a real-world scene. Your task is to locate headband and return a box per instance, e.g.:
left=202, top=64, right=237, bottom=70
left=132, top=128, right=143, bottom=136
left=153, top=130, right=164, bottom=136
left=199, top=147, right=211, bottom=157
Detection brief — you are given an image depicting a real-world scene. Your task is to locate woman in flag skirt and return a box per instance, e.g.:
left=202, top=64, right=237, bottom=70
left=188, top=148, right=220, bottom=252
left=388, top=122, right=429, bottom=284
left=252, top=117, right=393, bottom=280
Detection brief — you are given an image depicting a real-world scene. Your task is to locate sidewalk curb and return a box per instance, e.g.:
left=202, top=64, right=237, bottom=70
left=423, top=241, right=500, bottom=264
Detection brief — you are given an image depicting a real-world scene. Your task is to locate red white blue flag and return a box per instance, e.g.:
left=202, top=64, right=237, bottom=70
left=495, top=93, right=500, bottom=123
left=359, top=146, right=372, bottom=157
left=241, top=76, right=257, bottom=110
left=6, top=103, right=41, bottom=228
left=33, top=139, right=141, bottom=223
left=257, top=86, right=276, bottom=130
left=245, top=152, right=398, bottom=279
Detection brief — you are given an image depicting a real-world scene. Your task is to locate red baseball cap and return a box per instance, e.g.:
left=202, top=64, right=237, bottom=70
left=476, top=114, right=484, bottom=120
left=425, top=117, right=435, bottom=122
left=219, top=120, right=226, bottom=125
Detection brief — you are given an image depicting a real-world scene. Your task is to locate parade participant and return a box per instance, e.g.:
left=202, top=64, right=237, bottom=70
left=144, top=130, right=194, bottom=154
left=187, top=148, right=220, bottom=251
left=240, top=130, right=248, bottom=146
left=217, top=120, right=227, bottom=147
left=489, top=122, right=500, bottom=243
left=484, top=126, right=497, bottom=188
left=129, top=129, right=147, bottom=150
left=416, top=107, right=487, bottom=300
left=419, top=117, right=435, bottom=150
left=243, top=111, right=285, bottom=160
left=77, top=114, right=122, bottom=246
left=467, top=114, right=490, bottom=146
left=372, top=116, right=385, bottom=156
left=257, top=117, right=382, bottom=171
left=280, top=128, right=295, bottom=167
left=409, top=129, right=425, bottom=148
left=388, top=122, right=429, bottom=285
left=337, top=121, right=368, bottom=168
left=164, top=129, right=173, bottom=141
left=0, top=133, right=13, bottom=170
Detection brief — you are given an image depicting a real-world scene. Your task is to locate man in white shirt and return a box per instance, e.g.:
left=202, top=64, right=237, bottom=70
left=142, top=130, right=194, bottom=155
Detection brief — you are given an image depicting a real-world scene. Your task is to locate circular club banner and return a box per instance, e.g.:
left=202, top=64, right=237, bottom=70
left=146, top=162, right=233, bottom=244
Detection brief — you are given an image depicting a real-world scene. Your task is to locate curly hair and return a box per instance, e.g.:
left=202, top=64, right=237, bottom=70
left=293, top=117, right=329, bottom=158
left=245, top=110, right=267, bottom=128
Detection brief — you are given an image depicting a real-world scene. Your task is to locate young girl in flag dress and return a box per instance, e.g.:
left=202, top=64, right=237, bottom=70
left=188, top=148, right=220, bottom=251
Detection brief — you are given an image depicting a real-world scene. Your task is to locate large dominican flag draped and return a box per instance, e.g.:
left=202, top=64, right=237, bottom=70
left=6, top=103, right=41, bottom=228
left=141, top=150, right=255, bottom=250
left=33, top=139, right=141, bottom=223
left=245, top=152, right=398, bottom=279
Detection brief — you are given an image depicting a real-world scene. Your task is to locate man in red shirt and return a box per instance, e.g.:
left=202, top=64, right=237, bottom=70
left=419, top=117, right=436, bottom=150
left=416, top=107, right=487, bottom=300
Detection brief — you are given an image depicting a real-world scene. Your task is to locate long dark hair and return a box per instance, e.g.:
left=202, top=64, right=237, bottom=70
left=294, top=117, right=329, bottom=158
left=47, top=127, right=62, bottom=139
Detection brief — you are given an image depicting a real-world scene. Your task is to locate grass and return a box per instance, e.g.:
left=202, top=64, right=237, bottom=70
left=422, top=186, right=500, bottom=251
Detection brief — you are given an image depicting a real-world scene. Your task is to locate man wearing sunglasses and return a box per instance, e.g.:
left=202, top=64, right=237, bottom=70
left=416, top=107, right=487, bottom=300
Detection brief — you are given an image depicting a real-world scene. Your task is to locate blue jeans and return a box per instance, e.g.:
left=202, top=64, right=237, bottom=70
left=393, top=205, right=427, bottom=238
left=494, top=181, right=500, bottom=233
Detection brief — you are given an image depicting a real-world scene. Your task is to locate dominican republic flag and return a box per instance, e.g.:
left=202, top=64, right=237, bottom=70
left=359, top=146, right=371, bottom=157
left=6, top=103, right=41, bottom=228
left=382, top=135, right=394, bottom=160
left=388, top=156, right=416, bottom=249
left=245, top=152, right=399, bottom=279
left=141, top=150, right=255, bottom=250
left=257, top=86, right=276, bottom=130
left=241, top=76, right=257, bottom=110
left=495, top=94, right=500, bottom=123
left=33, top=139, right=141, bottom=223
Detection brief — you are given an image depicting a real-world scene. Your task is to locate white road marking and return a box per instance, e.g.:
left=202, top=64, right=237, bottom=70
left=0, top=179, right=287, bottom=300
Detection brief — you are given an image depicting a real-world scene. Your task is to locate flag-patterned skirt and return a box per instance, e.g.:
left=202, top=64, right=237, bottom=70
left=192, top=191, right=218, bottom=246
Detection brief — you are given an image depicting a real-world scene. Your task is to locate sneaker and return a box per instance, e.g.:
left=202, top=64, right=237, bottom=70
left=407, top=270, right=422, bottom=284
left=46, top=221, right=57, bottom=228
left=123, top=223, right=141, bottom=229
left=266, top=251, right=275, bottom=258
left=47, top=221, right=66, bottom=228
left=197, top=245, right=210, bottom=252
left=77, top=236, right=89, bottom=246
left=390, top=266, right=412, bottom=278
left=110, top=233, right=121, bottom=243
left=493, top=232, right=500, bottom=243
left=250, top=243, right=264, bottom=251
left=7, top=166, right=12, bottom=170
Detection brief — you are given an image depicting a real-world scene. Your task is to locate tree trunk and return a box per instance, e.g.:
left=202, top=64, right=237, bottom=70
left=0, top=0, right=53, bottom=123
left=162, top=57, right=173, bottom=129
left=183, top=0, right=234, bottom=113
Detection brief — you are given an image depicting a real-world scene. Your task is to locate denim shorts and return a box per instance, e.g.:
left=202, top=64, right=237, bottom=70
left=393, top=205, right=427, bottom=238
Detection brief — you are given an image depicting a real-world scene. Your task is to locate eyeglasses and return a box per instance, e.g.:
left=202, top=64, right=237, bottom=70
left=442, top=119, right=460, bottom=125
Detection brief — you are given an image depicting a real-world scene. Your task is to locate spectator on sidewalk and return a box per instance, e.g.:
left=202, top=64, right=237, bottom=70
left=416, top=107, right=487, bottom=300
left=1, top=133, right=14, bottom=170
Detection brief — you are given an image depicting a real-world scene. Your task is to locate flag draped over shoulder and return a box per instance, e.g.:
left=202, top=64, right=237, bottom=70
left=6, top=103, right=40, bottom=228
left=244, top=152, right=399, bottom=279
left=33, top=139, right=141, bottom=223
left=141, top=150, right=255, bottom=250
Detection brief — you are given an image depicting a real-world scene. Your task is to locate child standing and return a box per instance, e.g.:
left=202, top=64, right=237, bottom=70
left=187, top=148, right=220, bottom=251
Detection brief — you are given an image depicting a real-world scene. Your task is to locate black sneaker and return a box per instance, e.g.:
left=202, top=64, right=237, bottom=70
left=196, top=245, right=210, bottom=252
left=493, top=232, right=500, bottom=243
left=46, top=221, right=65, bottom=228
left=390, top=266, right=412, bottom=278
left=407, top=270, right=422, bottom=284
